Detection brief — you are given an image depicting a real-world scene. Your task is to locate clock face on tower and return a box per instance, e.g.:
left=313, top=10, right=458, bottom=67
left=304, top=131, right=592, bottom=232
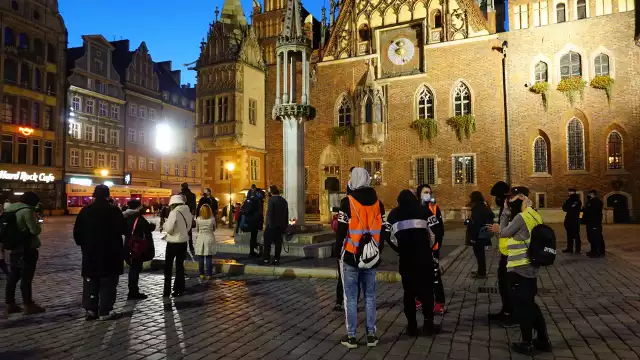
left=387, top=38, right=415, bottom=66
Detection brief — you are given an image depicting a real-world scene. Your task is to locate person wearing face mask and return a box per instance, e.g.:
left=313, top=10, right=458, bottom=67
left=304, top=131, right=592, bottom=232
left=562, top=188, right=582, bottom=254
left=467, top=191, right=495, bottom=279
left=487, top=187, right=551, bottom=354
left=416, top=184, right=446, bottom=315
left=582, top=190, right=605, bottom=258
left=488, top=181, right=516, bottom=327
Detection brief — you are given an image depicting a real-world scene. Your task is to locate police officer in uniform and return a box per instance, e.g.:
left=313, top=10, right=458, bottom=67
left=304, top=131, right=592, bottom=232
left=562, top=188, right=582, bottom=254
left=583, top=190, right=605, bottom=258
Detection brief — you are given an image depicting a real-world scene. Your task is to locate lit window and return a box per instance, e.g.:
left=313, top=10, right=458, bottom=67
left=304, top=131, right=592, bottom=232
left=84, top=125, right=95, bottom=142
left=70, top=149, right=80, bottom=167
left=363, top=160, right=382, bottom=186
left=250, top=158, right=259, bottom=181
left=594, top=53, right=610, bottom=76
left=607, top=131, right=622, bottom=169
left=453, top=155, right=475, bottom=185
left=109, top=154, right=118, bottom=170
left=97, top=152, right=106, bottom=168
left=69, top=122, right=81, bottom=139
left=415, top=157, right=437, bottom=185
left=219, top=160, right=229, bottom=180
left=533, top=137, right=549, bottom=173
left=416, top=86, right=434, bottom=119
left=560, top=51, right=582, bottom=79
left=109, top=130, right=119, bottom=145
left=567, top=118, right=585, bottom=170
left=174, top=163, right=179, bottom=176
left=182, top=164, right=188, bottom=177
left=453, top=82, right=471, bottom=116
left=139, top=156, right=146, bottom=170
left=98, top=128, right=107, bottom=144
left=99, top=101, right=107, bottom=117
left=85, top=98, right=94, bottom=114
left=111, top=105, right=120, bottom=120
left=72, top=96, right=81, bottom=111
left=84, top=150, right=94, bottom=168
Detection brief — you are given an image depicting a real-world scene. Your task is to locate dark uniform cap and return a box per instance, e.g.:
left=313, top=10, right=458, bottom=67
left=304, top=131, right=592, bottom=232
left=509, top=186, right=530, bottom=197
left=490, top=181, right=510, bottom=196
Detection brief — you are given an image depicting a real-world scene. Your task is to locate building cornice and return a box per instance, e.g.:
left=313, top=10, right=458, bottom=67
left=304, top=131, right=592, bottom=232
left=162, top=102, right=195, bottom=114
left=124, top=89, right=163, bottom=104
left=70, top=85, right=126, bottom=104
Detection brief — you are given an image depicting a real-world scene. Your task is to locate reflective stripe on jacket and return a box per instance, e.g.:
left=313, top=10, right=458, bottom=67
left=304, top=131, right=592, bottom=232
left=344, top=195, right=382, bottom=255
left=506, top=208, right=543, bottom=268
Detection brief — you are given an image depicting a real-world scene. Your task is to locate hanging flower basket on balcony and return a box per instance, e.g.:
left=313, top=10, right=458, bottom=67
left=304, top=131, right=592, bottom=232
left=447, top=114, right=476, bottom=141
left=529, top=81, right=549, bottom=111
left=411, top=118, right=438, bottom=142
left=557, top=77, right=587, bottom=106
left=331, top=124, right=356, bottom=146
left=590, top=75, right=614, bottom=105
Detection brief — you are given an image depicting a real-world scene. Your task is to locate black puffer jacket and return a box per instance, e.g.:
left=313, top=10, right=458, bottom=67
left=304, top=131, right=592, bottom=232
left=336, top=187, right=390, bottom=268
left=73, top=198, right=126, bottom=278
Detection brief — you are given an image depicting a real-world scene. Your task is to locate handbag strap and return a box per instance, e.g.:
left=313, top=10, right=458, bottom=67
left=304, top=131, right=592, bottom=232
left=178, top=211, right=188, bottom=230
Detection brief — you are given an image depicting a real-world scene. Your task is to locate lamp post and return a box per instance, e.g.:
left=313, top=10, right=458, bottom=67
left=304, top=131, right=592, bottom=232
left=226, top=162, right=235, bottom=229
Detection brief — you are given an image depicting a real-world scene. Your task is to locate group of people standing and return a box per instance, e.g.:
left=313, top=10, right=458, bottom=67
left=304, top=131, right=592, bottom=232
left=563, top=188, right=606, bottom=257
left=335, top=169, right=554, bottom=355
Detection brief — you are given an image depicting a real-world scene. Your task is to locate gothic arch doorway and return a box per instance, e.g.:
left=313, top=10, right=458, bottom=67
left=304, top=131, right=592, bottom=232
left=605, top=192, right=631, bottom=224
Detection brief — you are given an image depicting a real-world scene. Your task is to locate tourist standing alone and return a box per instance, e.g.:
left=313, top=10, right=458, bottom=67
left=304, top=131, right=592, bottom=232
left=263, top=185, right=289, bottom=265
left=4, top=192, right=45, bottom=315
left=337, top=167, right=390, bottom=349
left=195, top=204, right=216, bottom=279
left=163, top=195, right=193, bottom=297
left=73, top=185, right=126, bottom=320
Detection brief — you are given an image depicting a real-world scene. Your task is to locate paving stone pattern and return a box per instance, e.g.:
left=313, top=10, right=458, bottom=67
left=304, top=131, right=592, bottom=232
left=1, top=217, right=640, bottom=360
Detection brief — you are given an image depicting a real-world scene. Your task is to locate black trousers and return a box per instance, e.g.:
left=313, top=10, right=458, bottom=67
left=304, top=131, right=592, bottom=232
left=82, top=275, right=119, bottom=316
left=401, top=270, right=434, bottom=329
left=587, top=226, right=605, bottom=255
left=432, top=249, right=445, bottom=304
left=164, top=242, right=187, bottom=295
left=187, top=229, right=195, bottom=253
left=128, top=260, right=143, bottom=295
left=565, top=226, right=581, bottom=252
left=508, top=272, right=548, bottom=343
left=472, top=244, right=487, bottom=275
left=263, top=227, right=285, bottom=262
left=249, top=230, right=259, bottom=254
left=497, top=254, right=511, bottom=314
left=5, top=248, right=39, bottom=305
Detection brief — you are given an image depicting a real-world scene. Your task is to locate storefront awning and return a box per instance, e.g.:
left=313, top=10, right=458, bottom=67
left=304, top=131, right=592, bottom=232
left=66, top=184, right=172, bottom=198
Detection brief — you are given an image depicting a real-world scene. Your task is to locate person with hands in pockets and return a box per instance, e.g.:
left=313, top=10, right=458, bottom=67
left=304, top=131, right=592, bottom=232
left=162, top=195, right=193, bottom=298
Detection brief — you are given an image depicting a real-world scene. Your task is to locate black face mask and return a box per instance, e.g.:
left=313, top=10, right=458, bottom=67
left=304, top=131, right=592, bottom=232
left=509, top=199, right=523, bottom=218
left=496, top=196, right=506, bottom=208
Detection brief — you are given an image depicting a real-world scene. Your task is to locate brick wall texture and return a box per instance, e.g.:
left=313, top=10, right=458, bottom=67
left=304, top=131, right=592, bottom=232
left=262, top=10, right=640, bottom=216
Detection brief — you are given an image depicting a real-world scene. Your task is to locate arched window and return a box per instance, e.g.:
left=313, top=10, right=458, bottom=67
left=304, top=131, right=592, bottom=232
left=607, top=131, right=622, bottom=169
left=358, top=24, right=371, bottom=42
left=453, top=82, right=471, bottom=116
left=594, top=53, right=610, bottom=76
left=4, top=27, right=14, bottom=46
left=337, top=95, right=352, bottom=127
left=567, top=118, right=585, bottom=170
left=364, top=96, right=373, bottom=123
left=557, top=3, right=567, bottom=22
left=433, top=10, right=443, bottom=28
left=416, top=86, right=434, bottom=119
left=533, top=137, right=549, bottom=173
left=560, top=51, right=582, bottom=79
left=535, top=61, right=548, bottom=82
left=577, top=0, right=587, bottom=19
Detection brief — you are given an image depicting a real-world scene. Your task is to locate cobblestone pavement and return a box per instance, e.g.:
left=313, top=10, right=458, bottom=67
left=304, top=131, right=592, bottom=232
left=1, top=217, right=640, bottom=360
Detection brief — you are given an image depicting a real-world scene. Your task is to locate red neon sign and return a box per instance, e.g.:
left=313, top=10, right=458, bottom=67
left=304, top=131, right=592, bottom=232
left=19, top=127, right=34, bottom=136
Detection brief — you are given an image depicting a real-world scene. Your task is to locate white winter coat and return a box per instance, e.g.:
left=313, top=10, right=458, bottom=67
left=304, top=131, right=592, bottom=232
left=195, top=217, right=216, bottom=256
left=164, top=204, right=193, bottom=243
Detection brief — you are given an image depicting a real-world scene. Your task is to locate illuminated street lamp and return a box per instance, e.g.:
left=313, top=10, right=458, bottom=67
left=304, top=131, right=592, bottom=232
left=226, top=162, right=235, bottom=229
left=100, top=169, right=109, bottom=177
left=155, top=123, right=173, bottom=154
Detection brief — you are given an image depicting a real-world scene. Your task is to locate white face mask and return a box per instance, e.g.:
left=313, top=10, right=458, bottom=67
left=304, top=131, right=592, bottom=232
left=421, top=193, right=431, bottom=203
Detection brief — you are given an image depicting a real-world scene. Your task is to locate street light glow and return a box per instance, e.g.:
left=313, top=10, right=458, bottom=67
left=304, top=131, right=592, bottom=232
left=226, top=162, right=235, bottom=172
left=155, top=123, right=173, bottom=154
left=100, top=169, right=109, bottom=177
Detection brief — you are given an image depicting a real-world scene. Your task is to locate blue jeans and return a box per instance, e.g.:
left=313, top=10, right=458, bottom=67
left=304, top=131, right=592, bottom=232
left=341, top=261, right=376, bottom=337
left=198, top=255, right=213, bottom=276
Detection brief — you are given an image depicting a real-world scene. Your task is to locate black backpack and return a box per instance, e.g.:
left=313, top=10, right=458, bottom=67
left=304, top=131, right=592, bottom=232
left=0, top=208, right=30, bottom=250
left=527, top=220, right=557, bottom=267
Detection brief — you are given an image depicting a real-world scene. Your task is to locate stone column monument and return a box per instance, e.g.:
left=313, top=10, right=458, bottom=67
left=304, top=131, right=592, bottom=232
left=272, top=0, right=316, bottom=225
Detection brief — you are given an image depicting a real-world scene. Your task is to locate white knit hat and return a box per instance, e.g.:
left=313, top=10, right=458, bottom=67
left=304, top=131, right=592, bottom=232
left=169, top=194, right=185, bottom=205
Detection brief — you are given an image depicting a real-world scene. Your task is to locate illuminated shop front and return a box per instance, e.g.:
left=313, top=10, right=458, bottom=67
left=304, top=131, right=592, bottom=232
left=65, top=184, right=171, bottom=214
left=0, top=167, right=62, bottom=209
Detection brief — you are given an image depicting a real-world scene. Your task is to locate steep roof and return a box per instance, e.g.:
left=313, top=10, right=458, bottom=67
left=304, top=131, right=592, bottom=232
left=220, top=0, right=247, bottom=26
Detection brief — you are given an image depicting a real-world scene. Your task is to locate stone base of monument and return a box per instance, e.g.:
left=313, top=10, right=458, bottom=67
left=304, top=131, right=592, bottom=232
left=214, top=225, right=336, bottom=259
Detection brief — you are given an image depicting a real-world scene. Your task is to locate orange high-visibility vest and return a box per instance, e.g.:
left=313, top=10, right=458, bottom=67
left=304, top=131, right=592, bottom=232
left=428, top=203, right=439, bottom=216
left=343, top=195, right=382, bottom=255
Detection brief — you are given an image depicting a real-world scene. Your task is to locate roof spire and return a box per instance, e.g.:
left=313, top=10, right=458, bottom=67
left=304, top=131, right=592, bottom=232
left=220, top=0, right=248, bottom=26
left=282, top=0, right=303, bottom=37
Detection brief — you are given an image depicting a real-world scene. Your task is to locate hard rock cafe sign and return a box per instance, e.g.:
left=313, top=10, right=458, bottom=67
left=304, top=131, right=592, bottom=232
left=0, top=170, right=56, bottom=183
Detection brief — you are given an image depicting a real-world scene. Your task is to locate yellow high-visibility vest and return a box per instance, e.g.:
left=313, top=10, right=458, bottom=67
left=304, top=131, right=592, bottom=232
left=506, top=208, right=543, bottom=269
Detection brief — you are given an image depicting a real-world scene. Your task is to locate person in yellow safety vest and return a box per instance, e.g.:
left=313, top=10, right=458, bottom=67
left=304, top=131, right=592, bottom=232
left=487, top=186, right=551, bottom=355
left=488, top=181, right=516, bottom=327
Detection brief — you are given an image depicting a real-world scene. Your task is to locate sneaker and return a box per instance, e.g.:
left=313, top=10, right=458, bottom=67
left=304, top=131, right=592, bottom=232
left=23, top=303, right=45, bottom=315
left=98, top=311, right=119, bottom=321
left=199, top=274, right=205, bottom=280
left=533, top=338, right=552, bottom=352
left=416, top=300, right=422, bottom=310
left=5, top=303, right=22, bottom=315
left=85, top=310, right=98, bottom=321
left=340, top=336, right=358, bottom=349
left=127, top=293, right=148, bottom=300
left=366, top=334, right=379, bottom=347
left=271, top=260, right=280, bottom=266
left=511, top=342, right=535, bottom=355
left=562, top=248, right=573, bottom=254
left=333, top=303, right=342, bottom=312
left=433, top=303, right=445, bottom=315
